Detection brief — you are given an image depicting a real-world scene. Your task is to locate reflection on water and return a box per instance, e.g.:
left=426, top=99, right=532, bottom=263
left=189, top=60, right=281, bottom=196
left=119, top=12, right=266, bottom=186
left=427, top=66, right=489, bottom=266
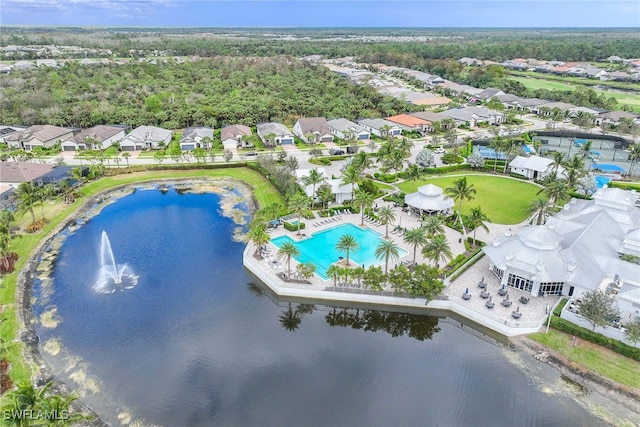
left=32, top=186, right=625, bottom=426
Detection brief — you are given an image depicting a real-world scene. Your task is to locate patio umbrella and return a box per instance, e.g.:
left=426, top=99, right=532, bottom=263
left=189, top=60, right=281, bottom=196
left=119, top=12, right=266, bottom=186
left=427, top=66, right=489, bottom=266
left=465, top=288, right=469, bottom=294
left=270, top=220, right=280, bottom=226
left=516, top=306, right=520, bottom=313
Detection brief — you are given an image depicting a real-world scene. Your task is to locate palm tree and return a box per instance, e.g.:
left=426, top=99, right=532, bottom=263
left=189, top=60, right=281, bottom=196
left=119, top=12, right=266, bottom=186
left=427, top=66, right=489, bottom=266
left=579, top=140, right=593, bottom=159
left=544, top=179, right=570, bottom=208
left=445, top=177, right=476, bottom=234
left=529, top=198, right=549, bottom=225
left=628, top=143, right=640, bottom=176
left=466, top=206, right=490, bottom=247
left=336, top=234, right=359, bottom=266
left=405, top=163, right=422, bottom=191
left=277, top=241, right=300, bottom=278
left=422, top=234, right=453, bottom=268
left=326, top=264, right=341, bottom=286
left=354, top=190, right=375, bottom=226
left=38, top=183, right=56, bottom=221
left=341, top=164, right=360, bottom=201
left=302, top=169, right=324, bottom=206
left=550, top=151, right=566, bottom=176
left=287, top=193, right=311, bottom=236
left=403, top=227, right=428, bottom=265
left=122, top=151, right=131, bottom=167
left=375, top=239, right=400, bottom=274
left=377, top=205, right=396, bottom=238
left=15, top=181, right=39, bottom=228
left=246, top=225, right=270, bottom=259
left=421, top=215, right=444, bottom=237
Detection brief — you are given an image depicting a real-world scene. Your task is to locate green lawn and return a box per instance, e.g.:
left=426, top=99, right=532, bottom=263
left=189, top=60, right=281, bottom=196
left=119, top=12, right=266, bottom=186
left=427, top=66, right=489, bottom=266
left=0, top=166, right=281, bottom=384
left=509, top=74, right=640, bottom=112
left=529, top=329, right=640, bottom=389
left=511, top=76, right=575, bottom=91
left=397, top=174, right=540, bottom=224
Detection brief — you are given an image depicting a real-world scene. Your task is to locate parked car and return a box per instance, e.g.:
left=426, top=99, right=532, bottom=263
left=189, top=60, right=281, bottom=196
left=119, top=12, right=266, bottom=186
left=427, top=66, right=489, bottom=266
left=434, top=147, right=445, bottom=154
left=244, top=151, right=258, bottom=157
left=329, top=149, right=345, bottom=155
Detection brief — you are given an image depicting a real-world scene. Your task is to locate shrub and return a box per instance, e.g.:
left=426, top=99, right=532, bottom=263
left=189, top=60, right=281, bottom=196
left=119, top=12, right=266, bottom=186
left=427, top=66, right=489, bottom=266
left=550, top=316, right=640, bottom=361
left=283, top=221, right=306, bottom=232
left=421, top=164, right=471, bottom=174
left=309, top=157, right=331, bottom=166
left=610, top=182, right=640, bottom=191
left=441, top=152, right=464, bottom=164
left=0, top=252, right=19, bottom=274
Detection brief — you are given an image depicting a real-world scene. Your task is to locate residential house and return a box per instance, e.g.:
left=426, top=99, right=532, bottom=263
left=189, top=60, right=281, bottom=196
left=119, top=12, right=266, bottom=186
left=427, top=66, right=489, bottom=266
left=483, top=188, right=640, bottom=325
left=594, top=111, right=640, bottom=127
left=6, top=125, right=74, bottom=150
left=537, top=102, right=577, bottom=116
left=221, top=124, right=252, bottom=150
left=12, top=61, right=35, bottom=71
left=508, top=155, right=566, bottom=180
left=441, top=106, right=504, bottom=127
left=474, top=88, right=505, bottom=102
left=409, top=111, right=453, bottom=130
left=292, top=118, right=333, bottom=144
left=180, top=127, right=214, bottom=151
left=458, top=57, right=483, bottom=66
left=61, top=125, right=126, bottom=151
left=119, top=126, right=172, bottom=151
left=0, top=126, right=25, bottom=143
left=386, top=114, right=433, bottom=134
left=495, top=94, right=525, bottom=110
left=327, top=118, right=370, bottom=140
left=0, top=161, right=55, bottom=188
left=36, top=59, right=57, bottom=68
left=436, top=82, right=483, bottom=98
left=296, top=168, right=357, bottom=204
left=518, top=98, right=550, bottom=114
left=356, top=118, right=402, bottom=137
left=256, top=122, right=294, bottom=146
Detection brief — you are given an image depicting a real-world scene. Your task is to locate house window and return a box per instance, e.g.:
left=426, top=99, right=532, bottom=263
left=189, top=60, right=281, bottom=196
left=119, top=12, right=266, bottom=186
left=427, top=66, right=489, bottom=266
left=492, top=265, right=504, bottom=280
left=539, top=282, right=564, bottom=296
left=507, top=273, right=532, bottom=292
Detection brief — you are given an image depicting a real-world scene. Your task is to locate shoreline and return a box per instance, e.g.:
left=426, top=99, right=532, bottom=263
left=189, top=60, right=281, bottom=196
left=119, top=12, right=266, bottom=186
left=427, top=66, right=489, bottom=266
left=14, top=177, right=258, bottom=426
left=243, top=245, right=640, bottom=419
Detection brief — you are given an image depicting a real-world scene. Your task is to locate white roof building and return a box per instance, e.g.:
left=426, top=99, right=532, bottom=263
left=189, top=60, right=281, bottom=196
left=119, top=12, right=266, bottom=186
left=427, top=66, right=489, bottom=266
left=509, top=155, right=566, bottom=180
left=404, top=184, right=454, bottom=214
left=483, top=188, right=640, bottom=320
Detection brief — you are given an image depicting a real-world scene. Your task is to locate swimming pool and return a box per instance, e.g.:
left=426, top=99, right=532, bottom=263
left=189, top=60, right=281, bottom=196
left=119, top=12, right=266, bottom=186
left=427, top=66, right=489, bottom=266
left=475, top=146, right=506, bottom=159
left=271, top=223, right=406, bottom=279
left=592, top=163, right=625, bottom=173
left=595, top=175, right=612, bottom=188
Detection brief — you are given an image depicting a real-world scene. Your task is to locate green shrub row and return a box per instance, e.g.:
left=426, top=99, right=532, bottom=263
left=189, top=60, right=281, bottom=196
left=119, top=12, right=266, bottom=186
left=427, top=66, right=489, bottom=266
left=550, top=316, right=640, bottom=361
left=610, top=181, right=640, bottom=191
left=554, top=298, right=568, bottom=317
left=309, top=157, right=331, bottom=166
left=372, top=172, right=398, bottom=183
left=283, top=221, right=306, bottom=232
left=568, top=190, right=592, bottom=200
left=421, top=164, right=471, bottom=174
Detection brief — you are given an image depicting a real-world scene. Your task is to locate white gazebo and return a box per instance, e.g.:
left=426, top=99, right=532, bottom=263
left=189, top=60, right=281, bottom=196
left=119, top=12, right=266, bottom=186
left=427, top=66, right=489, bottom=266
left=405, top=184, right=454, bottom=214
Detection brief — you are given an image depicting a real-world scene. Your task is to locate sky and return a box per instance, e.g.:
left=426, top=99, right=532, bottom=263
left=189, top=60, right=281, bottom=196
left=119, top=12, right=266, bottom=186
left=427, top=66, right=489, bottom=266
left=0, top=0, right=639, bottom=28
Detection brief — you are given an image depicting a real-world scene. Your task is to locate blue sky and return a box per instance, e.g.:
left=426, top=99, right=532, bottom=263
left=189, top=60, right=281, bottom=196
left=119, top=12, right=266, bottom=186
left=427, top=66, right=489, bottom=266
left=1, top=1, right=639, bottom=27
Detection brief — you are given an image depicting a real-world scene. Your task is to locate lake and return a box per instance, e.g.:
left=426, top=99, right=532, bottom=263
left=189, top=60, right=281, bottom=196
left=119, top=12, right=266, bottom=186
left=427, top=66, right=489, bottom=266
left=33, top=185, right=615, bottom=426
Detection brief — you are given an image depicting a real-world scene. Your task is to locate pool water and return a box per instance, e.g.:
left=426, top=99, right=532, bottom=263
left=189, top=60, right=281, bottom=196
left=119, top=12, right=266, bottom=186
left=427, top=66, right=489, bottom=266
left=474, top=146, right=506, bottom=159
left=271, top=223, right=406, bottom=279
left=592, top=163, right=625, bottom=173
left=595, top=175, right=612, bottom=188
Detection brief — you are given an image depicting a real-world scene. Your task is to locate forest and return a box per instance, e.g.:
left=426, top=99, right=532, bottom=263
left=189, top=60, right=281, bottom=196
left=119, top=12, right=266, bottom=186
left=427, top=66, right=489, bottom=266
left=2, top=27, right=640, bottom=62
left=0, top=57, right=415, bottom=129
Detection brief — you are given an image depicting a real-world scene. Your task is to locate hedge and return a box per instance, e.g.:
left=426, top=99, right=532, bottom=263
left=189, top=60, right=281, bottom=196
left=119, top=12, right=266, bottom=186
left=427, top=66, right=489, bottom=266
left=610, top=182, right=640, bottom=191
left=421, top=164, right=471, bottom=174
left=283, top=221, right=306, bottom=232
left=550, top=316, right=640, bottom=361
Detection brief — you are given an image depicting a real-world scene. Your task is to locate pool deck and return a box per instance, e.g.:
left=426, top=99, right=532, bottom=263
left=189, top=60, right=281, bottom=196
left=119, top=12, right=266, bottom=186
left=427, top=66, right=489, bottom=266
left=245, top=205, right=552, bottom=337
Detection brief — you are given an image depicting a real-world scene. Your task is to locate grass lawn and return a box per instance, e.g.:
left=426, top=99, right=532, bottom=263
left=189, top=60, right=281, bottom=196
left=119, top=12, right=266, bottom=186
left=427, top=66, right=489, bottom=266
left=529, top=329, right=640, bottom=389
left=0, top=166, right=281, bottom=384
left=397, top=174, right=540, bottom=224
left=509, top=74, right=640, bottom=113
left=511, top=76, right=575, bottom=91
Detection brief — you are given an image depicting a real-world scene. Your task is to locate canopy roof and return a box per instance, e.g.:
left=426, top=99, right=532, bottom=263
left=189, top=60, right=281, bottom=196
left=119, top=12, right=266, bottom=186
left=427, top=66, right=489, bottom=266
left=405, top=184, right=454, bottom=212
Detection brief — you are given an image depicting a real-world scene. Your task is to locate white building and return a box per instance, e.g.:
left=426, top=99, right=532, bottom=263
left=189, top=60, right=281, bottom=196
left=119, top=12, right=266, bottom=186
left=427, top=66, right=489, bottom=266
left=296, top=168, right=357, bottom=204
left=483, top=189, right=640, bottom=320
left=256, top=122, right=294, bottom=146
left=120, top=126, right=171, bottom=151
left=509, top=155, right=566, bottom=180
left=61, top=125, right=126, bottom=151
left=221, top=124, right=252, bottom=150
left=327, top=118, right=370, bottom=140
left=179, top=127, right=214, bottom=151
left=404, top=184, right=454, bottom=214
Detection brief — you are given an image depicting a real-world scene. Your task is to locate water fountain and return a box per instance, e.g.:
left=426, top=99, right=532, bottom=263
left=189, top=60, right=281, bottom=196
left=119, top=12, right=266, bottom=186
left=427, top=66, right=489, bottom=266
left=94, top=231, right=138, bottom=293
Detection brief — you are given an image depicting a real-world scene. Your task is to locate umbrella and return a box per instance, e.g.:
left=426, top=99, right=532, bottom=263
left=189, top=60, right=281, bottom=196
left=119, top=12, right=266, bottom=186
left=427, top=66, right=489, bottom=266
left=481, top=276, right=485, bottom=282
left=506, top=294, right=509, bottom=300
left=501, top=284, right=505, bottom=290
left=270, top=220, right=280, bottom=226
left=516, top=306, right=520, bottom=313
left=465, top=288, right=469, bottom=294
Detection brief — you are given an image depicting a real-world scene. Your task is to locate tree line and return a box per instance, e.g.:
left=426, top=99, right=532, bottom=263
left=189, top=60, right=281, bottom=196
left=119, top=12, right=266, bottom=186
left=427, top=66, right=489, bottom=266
left=0, top=57, right=412, bottom=129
